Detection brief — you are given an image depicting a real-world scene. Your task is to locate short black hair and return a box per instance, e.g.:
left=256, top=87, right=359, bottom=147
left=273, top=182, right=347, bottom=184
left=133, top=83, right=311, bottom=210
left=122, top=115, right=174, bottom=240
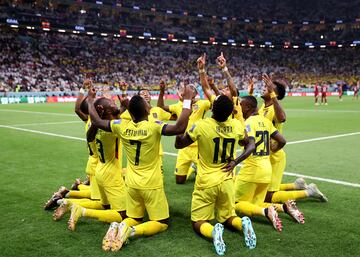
left=274, top=82, right=286, bottom=100
left=241, top=95, right=258, bottom=109
left=80, top=97, right=88, bottom=115
left=212, top=95, right=234, bottom=122
left=94, top=97, right=111, bottom=117
left=128, top=95, right=147, bottom=120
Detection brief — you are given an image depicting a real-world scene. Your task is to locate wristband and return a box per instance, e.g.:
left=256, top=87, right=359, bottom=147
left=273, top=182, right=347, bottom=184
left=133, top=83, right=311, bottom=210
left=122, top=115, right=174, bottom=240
left=79, top=88, right=86, bottom=94
left=221, top=66, right=228, bottom=72
left=183, top=99, right=192, bottom=109
left=270, top=91, right=277, bottom=99
left=198, top=69, right=206, bottom=74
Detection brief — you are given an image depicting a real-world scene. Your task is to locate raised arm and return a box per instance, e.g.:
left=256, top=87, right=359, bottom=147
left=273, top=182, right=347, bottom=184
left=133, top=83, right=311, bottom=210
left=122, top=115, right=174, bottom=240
left=263, top=74, right=286, bottom=123
left=117, top=82, right=129, bottom=115
left=197, top=53, right=214, bottom=101
left=217, top=52, right=238, bottom=97
left=157, top=80, right=171, bottom=112
left=162, top=85, right=193, bottom=136
left=248, top=77, right=254, bottom=96
left=270, top=131, right=286, bottom=153
left=87, top=87, right=112, bottom=132
left=75, top=79, right=91, bottom=122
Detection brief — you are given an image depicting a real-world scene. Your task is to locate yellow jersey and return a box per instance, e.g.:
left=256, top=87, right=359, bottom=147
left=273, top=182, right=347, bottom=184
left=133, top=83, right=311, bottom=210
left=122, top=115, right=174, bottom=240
left=259, top=103, right=285, bottom=160
left=169, top=99, right=211, bottom=147
left=120, top=107, right=172, bottom=122
left=85, top=119, right=98, bottom=158
left=110, top=119, right=167, bottom=189
left=187, top=117, right=245, bottom=189
left=93, top=129, right=123, bottom=186
left=120, top=107, right=171, bottom=156
left=259, top=104, right=283, bottom=133
left=239, top=114, right=278, bottom=183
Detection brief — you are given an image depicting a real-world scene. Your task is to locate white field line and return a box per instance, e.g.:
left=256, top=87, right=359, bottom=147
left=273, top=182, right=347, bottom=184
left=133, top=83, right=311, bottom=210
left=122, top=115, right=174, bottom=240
left=0, top=124, right=359, bottom=187
left=286, top=109, right=360, bottom=113
left=287, top=132, right=360, bottom=145
left=0, top=109, right=74, bottom=116
left=7, top=121, right=81, bottom=127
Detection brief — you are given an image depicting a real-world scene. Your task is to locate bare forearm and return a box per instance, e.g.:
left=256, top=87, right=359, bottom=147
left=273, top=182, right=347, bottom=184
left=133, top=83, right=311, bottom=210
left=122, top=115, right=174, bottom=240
left=223, top=70, right=237, bottom=97
left=199, top=72, right=213, bottom=100
left=272, top=98, right=286, bottom=122
left=234, top=139, right=255, bottom=165
left=75, top=93, right=87, bottom=121
left=87, top=98, right=111, bottom=131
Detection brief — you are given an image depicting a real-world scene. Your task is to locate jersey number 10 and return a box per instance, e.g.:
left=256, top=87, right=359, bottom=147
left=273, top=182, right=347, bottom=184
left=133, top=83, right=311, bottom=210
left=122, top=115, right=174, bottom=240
left=212, top=137, right=236, bottom=164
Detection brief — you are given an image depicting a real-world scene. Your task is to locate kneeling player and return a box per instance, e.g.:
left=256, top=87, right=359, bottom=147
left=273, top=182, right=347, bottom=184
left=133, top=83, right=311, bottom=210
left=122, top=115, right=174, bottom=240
left=176, top=95, right=257, bottom=256
left=87, top=85, right=194, bottom=251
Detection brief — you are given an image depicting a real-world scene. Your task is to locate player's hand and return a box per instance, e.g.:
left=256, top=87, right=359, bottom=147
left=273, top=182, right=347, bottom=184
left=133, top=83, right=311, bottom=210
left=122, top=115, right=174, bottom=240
left=222, top=159, right=236, bottom=176
left=83, top=79, right=92, bottom=89
left=159, top=80, right=166, bottom=92
left=182, top=84, right=195, bottom=100
left=262, top=74, right=275, bottom=92
left=119, top=81, right=128, bottom=92
left=216, top=52, right=227, bottom=69
left=197, top=53, right=206, bottom=70
left=88, top=87, right=96, bottom=99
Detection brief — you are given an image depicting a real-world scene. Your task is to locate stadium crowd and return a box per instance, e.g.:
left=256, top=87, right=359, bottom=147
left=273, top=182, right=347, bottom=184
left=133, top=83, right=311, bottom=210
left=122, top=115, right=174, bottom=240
left=1, top=29, right=359, bottom=93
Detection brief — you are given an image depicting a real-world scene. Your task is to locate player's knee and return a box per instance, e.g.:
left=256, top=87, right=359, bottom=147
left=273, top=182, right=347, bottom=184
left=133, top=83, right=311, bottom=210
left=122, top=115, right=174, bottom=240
left=265, top=191, right=274, bottom=203
left=192, top=220, right=206, bottom=235
left=102, top=204, right=111, bottom=209
left=176, top=175, right=186, bottom=184
left=118, top=210, right=127, bottom=220
left=157, top=218, right=169, bottom=225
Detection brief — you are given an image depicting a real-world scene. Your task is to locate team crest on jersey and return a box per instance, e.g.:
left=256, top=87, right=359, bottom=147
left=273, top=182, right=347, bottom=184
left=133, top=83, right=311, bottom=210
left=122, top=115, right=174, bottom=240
left=189, top=124, right=196, bottom=132
left=153, top=113, right=158, bottom=119
left=113, top=119, right=121, bottom=124
left=155, top=120, right=163, bottom=125
left=246, top=124, right=251, bottom=133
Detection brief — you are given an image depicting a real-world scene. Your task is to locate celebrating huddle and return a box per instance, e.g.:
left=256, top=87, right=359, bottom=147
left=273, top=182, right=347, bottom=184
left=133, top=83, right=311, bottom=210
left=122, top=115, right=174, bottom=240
left=44, top=53, right=327, bottom=256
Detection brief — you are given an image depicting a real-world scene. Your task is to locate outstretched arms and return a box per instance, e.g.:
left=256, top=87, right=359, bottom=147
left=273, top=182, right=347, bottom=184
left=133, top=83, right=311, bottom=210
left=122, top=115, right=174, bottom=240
left=197, top=54, right=216, bottom=101
left=263, top=74, right=286, bottom=123
left=157, top=80, right=171, bottom=112
left=87, top=87, right=112, bottom=132
left=162, top=85, right=194, bottom=136
left=75, top=79, right=91, bottom=122
left=217, top=52, right=238, bottom=97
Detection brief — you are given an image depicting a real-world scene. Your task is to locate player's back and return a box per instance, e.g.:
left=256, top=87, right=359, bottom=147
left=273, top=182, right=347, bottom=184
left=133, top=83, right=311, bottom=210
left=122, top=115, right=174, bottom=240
left=239, top=115, right=277, bottom=183
left=188, top=117, right=245, bottom=189
left=94, top=129, right=123, bottom=186
left=117, top=120, right=164, bottom=189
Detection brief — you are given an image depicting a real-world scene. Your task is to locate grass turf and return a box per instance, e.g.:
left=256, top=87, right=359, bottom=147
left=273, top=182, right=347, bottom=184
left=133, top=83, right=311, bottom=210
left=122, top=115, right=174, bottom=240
left=0, top=96, right=359, bottom=257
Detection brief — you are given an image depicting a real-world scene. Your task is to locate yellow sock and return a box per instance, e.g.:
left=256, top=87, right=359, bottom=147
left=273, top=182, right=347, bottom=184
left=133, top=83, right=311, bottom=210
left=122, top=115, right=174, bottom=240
left=235, top=201, right=265, bottom=217
left=230, top=216, right=243, bottom=232
left=65, top=198, right=93, bottom=205
left=66, top=190, right=91, bottom=199
left=199, top=222, right=214, bottom=239
left=123, top=217, right=141, bottom=227
left=78, top=184, right=90, bottom=191
left=133, top=221, right=168, bottom=236
left=84, top=209, right=122, bottom=223
left=271, top=191, right=308, bottom=203
left=279, top=183, right=296, bottom=190
left=260, top=202, right=284, bottom=212
left=77, top=200, right=104, bottom=209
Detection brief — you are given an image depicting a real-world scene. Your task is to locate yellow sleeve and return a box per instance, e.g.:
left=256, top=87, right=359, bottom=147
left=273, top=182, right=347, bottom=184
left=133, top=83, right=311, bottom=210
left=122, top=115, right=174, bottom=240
left=210, top=94, right=216, bottom=103
left=269, top=122, right=278, bottom=137
left=110, top=119, right=123, bottom=136
left=169, top=103, right=181, bottom=116
left=187, top=121, right=202, bottom=142
left=245, top=120, right=255, bottom=139
left=201, top=100, right=212, bottom=111
left=234, top=120, right=245, bottom=142
left=158, top=108, right=172, bottom=121
left=120, top=110, right=132, bottom=120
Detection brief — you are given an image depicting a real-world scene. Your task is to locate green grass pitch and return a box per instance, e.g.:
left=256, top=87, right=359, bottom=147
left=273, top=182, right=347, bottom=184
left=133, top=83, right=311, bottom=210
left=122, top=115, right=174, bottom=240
left=0, top=96, right=359, bottom=257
